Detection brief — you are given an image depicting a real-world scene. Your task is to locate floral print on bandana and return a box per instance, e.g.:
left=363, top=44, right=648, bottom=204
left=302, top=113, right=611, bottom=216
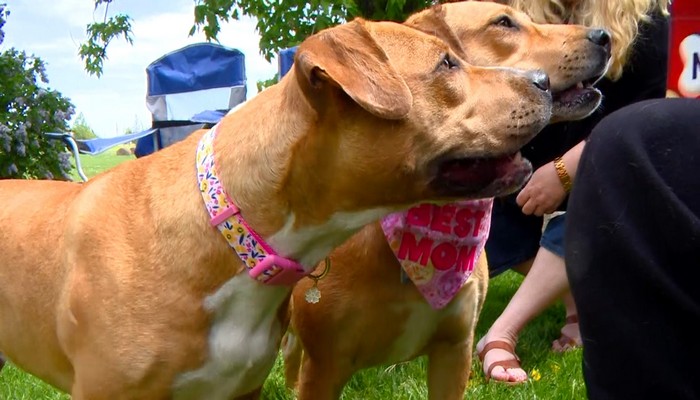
left=381, top=199, right=492, bottom=309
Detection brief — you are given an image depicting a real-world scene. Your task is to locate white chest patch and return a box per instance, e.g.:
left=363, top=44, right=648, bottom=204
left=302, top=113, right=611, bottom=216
left=386, top=298, right=467, bottom=363
left=173, top=273, right=290, bottom=400
left=268, top=207, right=394, bottom=268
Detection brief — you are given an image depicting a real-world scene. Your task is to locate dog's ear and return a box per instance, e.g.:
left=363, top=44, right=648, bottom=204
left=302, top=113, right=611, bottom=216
left=404, top=5, right=469, bottom=62
left=294, top=18, right=412, bottom=120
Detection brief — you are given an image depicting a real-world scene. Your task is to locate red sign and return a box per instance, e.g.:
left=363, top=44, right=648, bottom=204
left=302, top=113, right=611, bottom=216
left=667, top=0, right=700, bottom=98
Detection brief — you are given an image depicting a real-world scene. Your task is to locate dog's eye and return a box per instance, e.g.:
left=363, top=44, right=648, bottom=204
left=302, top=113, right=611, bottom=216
left=440, top=54, right=459, bottom=70
left=493, top=15, right=517, bottom=29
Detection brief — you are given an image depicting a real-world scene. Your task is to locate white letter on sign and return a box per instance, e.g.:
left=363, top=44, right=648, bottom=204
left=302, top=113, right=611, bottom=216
left=679, top=34, right=700, bottom=98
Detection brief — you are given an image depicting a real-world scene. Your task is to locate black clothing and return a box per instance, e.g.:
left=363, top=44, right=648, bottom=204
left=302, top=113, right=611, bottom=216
left=567, top=98, right=700, bottom=400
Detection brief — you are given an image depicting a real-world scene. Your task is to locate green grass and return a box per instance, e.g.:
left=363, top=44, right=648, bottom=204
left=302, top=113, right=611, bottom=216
left=0, top=151, right=585, bottom=399
left=69, top=145, right=135, bottom=181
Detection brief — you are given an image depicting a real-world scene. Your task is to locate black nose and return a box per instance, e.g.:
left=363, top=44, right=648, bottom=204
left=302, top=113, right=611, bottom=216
left=526, top=69, right=550, bottom=92
left=587, top=29, right=611, bottom=52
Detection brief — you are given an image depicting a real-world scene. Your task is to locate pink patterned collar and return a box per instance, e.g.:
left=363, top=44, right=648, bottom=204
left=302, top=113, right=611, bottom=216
left=195, top=124, right=308, bottom=285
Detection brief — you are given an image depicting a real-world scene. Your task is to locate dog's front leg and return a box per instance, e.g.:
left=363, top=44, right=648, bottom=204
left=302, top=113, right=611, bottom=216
left=427, top=341, right=471, bottom=400
left=230, top=387, right=262, bottom=400
left=281, top=330, right=303, bottom=389
left=295, top=355, right=353, bottom=400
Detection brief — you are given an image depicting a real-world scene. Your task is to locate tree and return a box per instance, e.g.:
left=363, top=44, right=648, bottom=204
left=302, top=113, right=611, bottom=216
left=0, top=4, right=76, bottom=180
left=80, top=0, right=436, bottom=76
left=72, top=112, right=98, bottom=140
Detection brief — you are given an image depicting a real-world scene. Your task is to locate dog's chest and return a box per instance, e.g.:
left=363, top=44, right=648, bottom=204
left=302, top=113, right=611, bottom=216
left=173, top=273, right=289, bottom=399
left=386, top=299, right=466, bottom=363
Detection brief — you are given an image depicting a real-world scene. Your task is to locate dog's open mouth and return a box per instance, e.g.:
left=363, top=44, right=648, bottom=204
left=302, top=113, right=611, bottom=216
left=553, top=75, right=603, bottom=108
left=431, top=152, right=532, bottom=198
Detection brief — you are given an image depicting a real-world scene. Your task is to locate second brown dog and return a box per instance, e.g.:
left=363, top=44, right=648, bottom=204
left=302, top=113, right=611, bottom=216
left=283, top=2, right=612, bottom=399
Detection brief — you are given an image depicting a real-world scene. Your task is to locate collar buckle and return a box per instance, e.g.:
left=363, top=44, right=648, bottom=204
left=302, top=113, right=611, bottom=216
left=248, top=255, right=307, bottom=285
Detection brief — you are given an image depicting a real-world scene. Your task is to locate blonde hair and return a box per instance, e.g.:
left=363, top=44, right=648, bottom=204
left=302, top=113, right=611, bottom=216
left=505, top=0, right=670, bottom=80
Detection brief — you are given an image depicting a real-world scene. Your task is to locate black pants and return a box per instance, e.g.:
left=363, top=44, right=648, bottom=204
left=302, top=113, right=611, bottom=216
left=566, top=98, right=700, bottom=400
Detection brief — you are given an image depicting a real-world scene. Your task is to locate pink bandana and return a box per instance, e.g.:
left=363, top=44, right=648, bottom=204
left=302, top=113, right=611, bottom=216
left=381, top=199, right=492, bottom=309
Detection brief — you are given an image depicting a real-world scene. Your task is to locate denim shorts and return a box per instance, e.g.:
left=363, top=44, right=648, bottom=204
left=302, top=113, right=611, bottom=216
left=485, top=195, right=566, bottom=277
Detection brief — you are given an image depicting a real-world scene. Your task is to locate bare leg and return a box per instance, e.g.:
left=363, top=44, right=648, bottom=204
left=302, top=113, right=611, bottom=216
left=551, top=292, right=581, bottom=351
left=476, top=246, right=569, bottom=382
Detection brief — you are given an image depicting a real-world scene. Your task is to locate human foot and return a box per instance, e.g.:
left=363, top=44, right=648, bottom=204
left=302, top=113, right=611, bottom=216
left=551, top=315, right=582, bottom=352
left=476, top=337, right=528, bottom=384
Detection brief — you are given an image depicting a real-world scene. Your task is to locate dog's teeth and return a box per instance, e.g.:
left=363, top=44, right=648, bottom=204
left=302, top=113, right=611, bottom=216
left=576, top=82, right=584, bottom=89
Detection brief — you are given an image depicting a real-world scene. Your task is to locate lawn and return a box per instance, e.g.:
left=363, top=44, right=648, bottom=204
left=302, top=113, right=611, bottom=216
left=68, top=145, right=135, bottom=181
left=0, top=150, right=586, bottom=399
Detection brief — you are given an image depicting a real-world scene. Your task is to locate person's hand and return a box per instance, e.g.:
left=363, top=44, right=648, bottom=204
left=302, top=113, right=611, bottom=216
left=516, top=162, right=567, bottom=216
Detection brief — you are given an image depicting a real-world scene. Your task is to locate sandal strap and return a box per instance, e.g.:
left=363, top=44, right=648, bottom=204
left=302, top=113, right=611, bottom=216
left=478, top=340, right=525, bottom=383
left=565, top=315, right=579, bottom=324
left=553, top=333, right=583, bottom=352
left=478, top=340, right=519, bottom=362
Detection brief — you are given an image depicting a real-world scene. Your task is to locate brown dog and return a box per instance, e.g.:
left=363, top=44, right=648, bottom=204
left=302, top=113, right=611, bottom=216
left=0, top=17, right=553, bottom=400
left=283, top=3, right=611, bottom=399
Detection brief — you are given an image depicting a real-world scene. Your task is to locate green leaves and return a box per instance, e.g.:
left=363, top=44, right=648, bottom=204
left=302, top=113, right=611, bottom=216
left=79, top=1, right=133, bottom=77
left=187, top=0, right=434, bottom=61
left=191, top=1, right=236, bottom=40
left=189, top=0, right=351, bottom=61
left=79, top=0, right=434, bottom=78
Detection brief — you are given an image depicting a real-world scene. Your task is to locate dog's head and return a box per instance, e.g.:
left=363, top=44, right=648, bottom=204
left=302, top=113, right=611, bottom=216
left=290, top=18, right=552, bottom=211
left=406, top=1, right=612, bottom=123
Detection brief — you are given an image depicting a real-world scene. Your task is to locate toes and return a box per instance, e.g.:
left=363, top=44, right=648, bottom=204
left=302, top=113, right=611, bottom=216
left=489, top=366, right=528, bottom=383
left=482, top=349, right=528, bottom=383
left=490, top=367, right=511, bottom=382
left=507, top=367, right=528, bottom=382
left=551, top=338, right=564, bottom=352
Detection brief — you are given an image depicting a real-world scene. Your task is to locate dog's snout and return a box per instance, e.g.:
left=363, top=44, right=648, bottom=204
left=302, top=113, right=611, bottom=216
left=527, top=69, right=550, bottom=92
left=587, top=29, right=612, bottom=52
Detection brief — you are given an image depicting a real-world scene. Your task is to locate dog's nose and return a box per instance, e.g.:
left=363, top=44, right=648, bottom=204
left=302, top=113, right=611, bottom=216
left=587, top=29, right=612, bottom=52
left=526, top=69, right=550, bottom=92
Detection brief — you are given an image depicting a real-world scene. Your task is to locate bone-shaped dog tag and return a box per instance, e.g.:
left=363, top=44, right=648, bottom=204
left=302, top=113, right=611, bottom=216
left=679, top=34, right=700, bottom=98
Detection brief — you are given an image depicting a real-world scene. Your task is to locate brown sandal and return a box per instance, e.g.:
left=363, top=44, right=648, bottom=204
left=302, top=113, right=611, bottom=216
left=552, top=315, right=583, bottom=352
left=478, top=340, right=527, bottom=384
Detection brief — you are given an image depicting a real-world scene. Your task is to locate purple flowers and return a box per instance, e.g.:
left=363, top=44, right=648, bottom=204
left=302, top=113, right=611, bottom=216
left=0, top=42, right=75, bottom=180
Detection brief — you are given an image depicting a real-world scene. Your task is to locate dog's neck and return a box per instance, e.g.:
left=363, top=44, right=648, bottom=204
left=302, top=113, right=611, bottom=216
left=211, top=73, right=392, bottom=268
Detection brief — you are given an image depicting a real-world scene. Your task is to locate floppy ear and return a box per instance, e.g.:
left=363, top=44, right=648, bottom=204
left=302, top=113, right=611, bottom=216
left=404, top=5, right=469, bottom=61
left=294, top=18, right=413, bottom=120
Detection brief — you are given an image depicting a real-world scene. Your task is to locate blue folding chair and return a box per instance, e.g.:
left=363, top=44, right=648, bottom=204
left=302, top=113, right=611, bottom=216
left=279, top=46, right=298, bottom=79
left=50, top=42, right=247, bottom=181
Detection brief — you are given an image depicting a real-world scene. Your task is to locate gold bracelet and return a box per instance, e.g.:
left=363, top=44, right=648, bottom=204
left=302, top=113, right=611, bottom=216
left=553, top=156, right=573, bottom=193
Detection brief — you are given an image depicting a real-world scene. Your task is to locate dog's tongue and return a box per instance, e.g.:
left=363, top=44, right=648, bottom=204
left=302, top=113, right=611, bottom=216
left=554, top=83, right=595, bottom=104
left=439, top=156, right=514, bottom=188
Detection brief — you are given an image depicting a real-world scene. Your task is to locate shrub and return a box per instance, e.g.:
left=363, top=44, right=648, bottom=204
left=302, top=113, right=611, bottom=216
left=72, top=113, right=97, bottom=140
left=0, top=4, right=76, bottom=180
